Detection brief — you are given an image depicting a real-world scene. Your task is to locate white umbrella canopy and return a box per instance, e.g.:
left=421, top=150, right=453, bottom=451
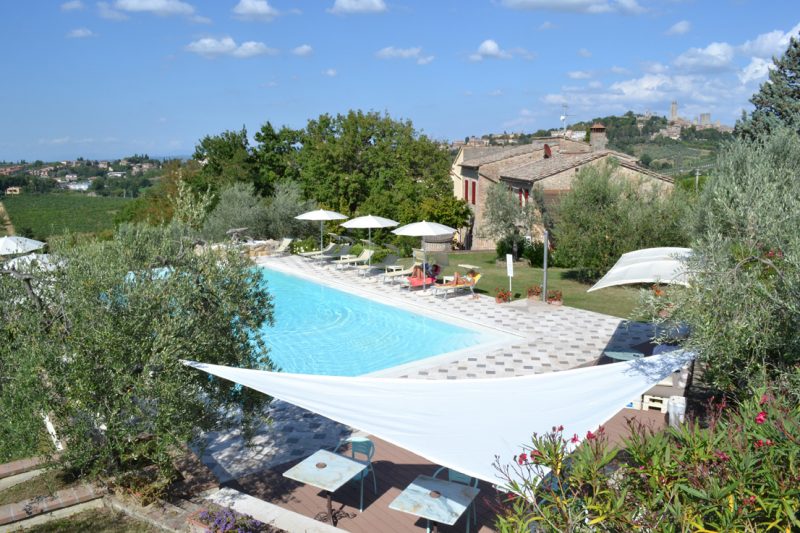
left=0, top=236, right=45, bottom=256
left=341, top=215, right=399, bottom=266
left=588, top=247, right=692, bottom=292
left=392, top=221, right=456, bottom=289
left=3, top=253, right=58, bottom=272
left=294, top=209, right=348, bottom=252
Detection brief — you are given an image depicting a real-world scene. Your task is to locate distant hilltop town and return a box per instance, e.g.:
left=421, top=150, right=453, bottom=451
left=450, top=104, right=733, bottom=149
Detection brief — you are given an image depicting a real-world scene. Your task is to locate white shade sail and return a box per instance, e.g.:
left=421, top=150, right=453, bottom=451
left=185, top=348, right=694, bottom=486
left=588, top=247, right=692, bottom=293
left=0, top=236, right=45, bottom=256
left=3, top=253, right=58, bottom=271
left=340, top=215, right=399, bottom=230
left=391, top=220, right=455, bottom=237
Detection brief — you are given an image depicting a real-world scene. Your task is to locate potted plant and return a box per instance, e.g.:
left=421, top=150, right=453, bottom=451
left=526, top=284, right=542, bottom=299
left=546, top=289, right=563, bottom=306
left=495, top=288, right=512, bottom=303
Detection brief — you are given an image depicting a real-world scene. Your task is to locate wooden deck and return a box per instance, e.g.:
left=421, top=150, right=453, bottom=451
left=223, top=408, right=667, bottom=532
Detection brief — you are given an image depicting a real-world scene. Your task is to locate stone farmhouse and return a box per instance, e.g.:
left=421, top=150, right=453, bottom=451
left=450, top=124, right=674, bottom=250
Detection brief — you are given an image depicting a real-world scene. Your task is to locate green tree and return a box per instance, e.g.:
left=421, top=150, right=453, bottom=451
left=481, top=182, right=541, bottom=260
left=192, top=127, right=258, bottom=193
left=650, top=128, right=800, bottom=395
left=263, top=180, right=315, bottom=240
left=253, top=122, right=303, bottom=196
left=735, top=35, right=800, bottom=138
left=0, top=222, right=274, bottom=479
left=202, top=182, right=269, bottom=242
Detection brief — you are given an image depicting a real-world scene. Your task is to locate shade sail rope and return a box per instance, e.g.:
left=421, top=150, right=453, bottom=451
left=184, top=348, right=694, bottom=485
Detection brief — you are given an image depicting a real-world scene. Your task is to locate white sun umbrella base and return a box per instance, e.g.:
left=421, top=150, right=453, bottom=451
left=340, top=215, right=399, bottom=266
left=294, top=209, right=348, bottom=252
left=588, top=247, right=692, bottom=292
left=392, top=221, right=456, bottom=289
left=0, top=236, right=45, bottom=256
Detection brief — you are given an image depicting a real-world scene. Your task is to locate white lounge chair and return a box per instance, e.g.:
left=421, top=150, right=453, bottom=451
left=382, top=263, right=419, bottom=284
left=271, top=238, right=293, bottom=257
left=299, top=242, right=335, bottom=258
left=333, top=249, right=374, bottom=269
left=431, top=273, right=482, bottom=299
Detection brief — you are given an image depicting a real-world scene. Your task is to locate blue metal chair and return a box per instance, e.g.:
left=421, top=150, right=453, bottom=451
left=335, top=436, right=377, bottom=512
left=430, top=466, right=479, bottom=533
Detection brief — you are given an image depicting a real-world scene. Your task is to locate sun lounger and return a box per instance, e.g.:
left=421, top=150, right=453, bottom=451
left=399, top=276, right=437, bottom=290
left=356, top=254, right=399, bottom=277
left=332, top=249, right=374, bottom=269
left=381, top=263, right=418, bottom=284
left=299, top=242, right=335, bottom=258
left=312, top=244, right=351, bottom=263
left=271, top=238, right=293, bottom=257
left=431, top=273, right=482, bottom=299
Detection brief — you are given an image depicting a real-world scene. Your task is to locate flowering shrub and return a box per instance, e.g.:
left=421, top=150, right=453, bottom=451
left=495, top=288, right=512, bottom=303
left=545, top=289, right=562, bottom=302
left=526, top=284, right=542, bottom=298
left=494, top=386, right=800, bottom=532
left=194, top=504, right=275, bottom=533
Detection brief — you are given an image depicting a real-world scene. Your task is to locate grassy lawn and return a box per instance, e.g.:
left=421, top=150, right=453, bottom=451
left=25, top=508, right=160, bottom=533
left=3, top=193, right=131, bottom=240
left=404, top=251, right=641, bottom=318
left=0, top=469, right=80, bottom=506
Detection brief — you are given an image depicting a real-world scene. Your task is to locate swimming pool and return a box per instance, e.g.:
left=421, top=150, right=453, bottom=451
left=257, top=268, right=492, bottom=376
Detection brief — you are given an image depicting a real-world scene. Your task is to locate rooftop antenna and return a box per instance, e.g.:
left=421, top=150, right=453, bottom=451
left=559, top=104, right=571, bottom=137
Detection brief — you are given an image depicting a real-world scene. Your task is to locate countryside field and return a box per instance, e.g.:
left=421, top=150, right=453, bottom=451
left=3, top=193, right=132, bottom=239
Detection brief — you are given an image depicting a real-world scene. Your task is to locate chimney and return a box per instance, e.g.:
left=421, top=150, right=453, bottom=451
left=589, top=123, right=607, bottom=151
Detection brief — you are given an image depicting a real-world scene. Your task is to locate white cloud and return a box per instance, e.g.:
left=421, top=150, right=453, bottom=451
left=510, top=47, right=536, bottom=60
left=489, top=89, right=504, bottom=96
left=538, top=21, right=555, bottom=30
left=739, top=56, right=774, bottom=84
left=61, top=1, right=85, bottom=11
left=568, top=70, right=591, bottom=79
left=114, top=0, right=195, bottom=16
left=500, top=0, right=644, bottom=14
left=674, top=41, right=734, bottom=72
left=643, top=61, right=668, bottom=73
left=666, top=20, right=691, bottom=36
left=323, top=68, right=337, bottom=77
left=588, top=80, right=603, bottom=89
left=329, top=0, right=386, bottom=14
left=376, top=46, right=421, bottom=59
left=185, top=37, right=276, bottom=58
left=417, top=55, right=434, bottom=65
left=232, top=41, right=277, bottom=58
left=292, top=44, right=313, bottom=56
left=469, top=39, right=511, bottom=61
left=610, top=65, right=630, bottom=74
left=577, top=47, right=592, bottom=58
left=739, top=22, right=800, bottom=58
left=97, top=1, right=128, bottom=20
left=67, top=27, right=95, bottom=38
left=190, top=14, right=211, bottom=23
left=233, top=0, right=278, bottom=21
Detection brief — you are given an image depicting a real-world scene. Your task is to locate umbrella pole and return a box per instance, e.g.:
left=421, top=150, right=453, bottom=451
left=422, top=240, right=426, bottom=291
left=319, top=221, right=324, bottom=252
left=368, top=227, right=372, bottom=267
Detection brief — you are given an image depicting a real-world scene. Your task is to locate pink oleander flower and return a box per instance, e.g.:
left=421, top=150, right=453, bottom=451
left=755, top=411, right=768, bottom=425
left=571, top=433, right=580, bottom=444
left=517, top=453, right=527, bottom=465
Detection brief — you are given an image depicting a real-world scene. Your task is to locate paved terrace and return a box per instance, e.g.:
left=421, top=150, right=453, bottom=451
left=199, top=254, right=655, bottom=485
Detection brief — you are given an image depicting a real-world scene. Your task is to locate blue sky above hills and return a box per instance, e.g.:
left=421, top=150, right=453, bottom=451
left=1, top=0, right=798, bottom=160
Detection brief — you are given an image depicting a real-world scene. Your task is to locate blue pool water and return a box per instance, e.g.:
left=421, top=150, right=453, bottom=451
left=257, top=268, right=491, bottom=376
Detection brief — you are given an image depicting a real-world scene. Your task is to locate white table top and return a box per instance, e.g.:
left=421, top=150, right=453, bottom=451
left=283, top=449, right=367, bottom=493
left=389, top=475, right=479, bottom=526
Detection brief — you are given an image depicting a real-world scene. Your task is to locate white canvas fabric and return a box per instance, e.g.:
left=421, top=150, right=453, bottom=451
left=0, top=236, right=45, bottom=256
left=588, top=247, right=692, bottom=292
left=185, top=348, right=694, bottom=485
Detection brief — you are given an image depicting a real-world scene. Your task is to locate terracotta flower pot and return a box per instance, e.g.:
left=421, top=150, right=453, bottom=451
left=547, top=299, right=563, bottom=306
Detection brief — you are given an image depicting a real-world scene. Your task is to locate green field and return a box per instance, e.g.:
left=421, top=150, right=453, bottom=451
left=3, top=193, right=131, bottom=239
left=402, top=251, right=642, bottom=318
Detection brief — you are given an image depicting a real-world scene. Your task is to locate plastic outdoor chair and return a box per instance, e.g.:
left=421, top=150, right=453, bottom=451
left=335, top=436, right=377, bottom=511
left=430, top=466, right=479, bottom=533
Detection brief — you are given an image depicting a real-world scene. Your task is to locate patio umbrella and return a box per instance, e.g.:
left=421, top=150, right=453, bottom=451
left=588, top=247, right=692, bottom=292
left=0, top=236, right=45, bottom=256
left=294, top=209, right=348, bottom=252
left=392, top=221, right=456, bottom=290
left=340, top=215, right=399, bottom=267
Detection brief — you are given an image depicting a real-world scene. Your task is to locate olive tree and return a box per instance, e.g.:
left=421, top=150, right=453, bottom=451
left=481, top=182, right=541, bottom=260
left=0, top=221, right=274, bottom=481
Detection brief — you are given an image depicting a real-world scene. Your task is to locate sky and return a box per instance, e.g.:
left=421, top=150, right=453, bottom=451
left=1, top=0, right=798, bottom=161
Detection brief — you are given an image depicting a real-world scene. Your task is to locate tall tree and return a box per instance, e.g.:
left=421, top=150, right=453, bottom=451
left=735, top=35, right=800, bottom=138
left=192, top=127, right=258, bottom=193
left=480, top=182, right=541, bottom=260
left=253, top=122, right=303, bottom=196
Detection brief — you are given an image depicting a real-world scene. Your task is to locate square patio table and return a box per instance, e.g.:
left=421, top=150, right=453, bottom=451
left=389, top=475, right=480, bottom=533
left=283, top=449, right=367, bottom=526
left=603, top=348, right=645, bottom=362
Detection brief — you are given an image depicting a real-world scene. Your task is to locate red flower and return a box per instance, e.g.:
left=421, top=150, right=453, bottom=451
left=557, top=425, right=564, bottom=432
left=571, top=433, right=580, bottom=444
left=586, top=430, right=596, bottom=441
left=755, top=439, right=764, bottom=449
left=517, top=453, right=527, bottom=465
left=714, top=451, right=730, bottom=462
left=755, top=411, right=767, bottom=425
left=765, top=439, right=773, bottom=446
